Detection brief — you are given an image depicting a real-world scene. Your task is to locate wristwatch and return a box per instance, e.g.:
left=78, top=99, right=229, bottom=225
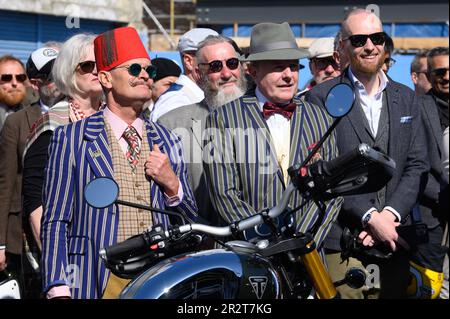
left=362, top=211, right=373, bottom=228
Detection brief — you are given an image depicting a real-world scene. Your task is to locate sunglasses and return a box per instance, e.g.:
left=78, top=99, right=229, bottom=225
left=313, top=57, right=339, bottom=70
left=0, top=73, right=27, bottom=83
left=384, top=57, right=396, bottom=68
left=431, top=67, right=449, bottom=77
left=77, top=61, right=96, bottom=74
left=114, top=63, right=157, bottom=79
left=343, top=32, right=386, bottom=48
left=198, top=58, right=240, bottom=73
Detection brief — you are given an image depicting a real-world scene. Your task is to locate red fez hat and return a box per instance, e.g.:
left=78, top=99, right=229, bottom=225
left=94, top=26, right=150, bottom=72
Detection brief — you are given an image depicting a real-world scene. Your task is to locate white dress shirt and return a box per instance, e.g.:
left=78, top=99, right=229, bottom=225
left=255, top=88, right=291, bottom=184
left=348, top=67, right=389, bottom=137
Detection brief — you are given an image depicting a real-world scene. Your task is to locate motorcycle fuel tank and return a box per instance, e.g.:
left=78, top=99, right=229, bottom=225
left=120, top=248, right=282, bottom=299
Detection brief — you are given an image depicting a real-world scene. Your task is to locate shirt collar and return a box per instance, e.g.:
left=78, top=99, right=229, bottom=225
left=348, top=67, right=389, bottom=95
left=255, top=87, right=270, bottom=111
left=103, top=106, right=144, bottom=141
left=39, top=100, right=50, bottom=113
left=255, top=87, right=294, bottom=111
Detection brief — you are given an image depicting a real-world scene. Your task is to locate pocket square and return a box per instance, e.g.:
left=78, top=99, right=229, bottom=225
left=400, top=116, right=412, bottom=124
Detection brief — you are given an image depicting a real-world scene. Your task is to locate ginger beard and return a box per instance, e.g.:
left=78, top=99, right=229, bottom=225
left=0, top=86, right=26, bottom=107
left=349, top=43, right=385, bottom=77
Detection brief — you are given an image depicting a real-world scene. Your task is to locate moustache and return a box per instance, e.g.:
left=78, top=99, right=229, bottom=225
left=128, top=79, right=149, bottom=87
left=218, top=78, right=238, bottom=86
left=7, top=88, right=24, bottom=94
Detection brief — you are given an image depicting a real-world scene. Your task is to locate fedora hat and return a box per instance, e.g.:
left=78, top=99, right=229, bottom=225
left=241, top=22, right=309, bottom=62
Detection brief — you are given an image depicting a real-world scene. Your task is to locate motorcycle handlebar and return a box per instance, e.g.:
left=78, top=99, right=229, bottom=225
left=101, top=234, right=149, bottom=261
left=168, top=183, right=297, bottom=238
left=321, top=144, right=371, bottom=176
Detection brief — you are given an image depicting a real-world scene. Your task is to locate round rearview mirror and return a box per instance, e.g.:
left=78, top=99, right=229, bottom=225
left=84, top=177, right=119, bottom=209
left=324, top=83, right=355, bottom=118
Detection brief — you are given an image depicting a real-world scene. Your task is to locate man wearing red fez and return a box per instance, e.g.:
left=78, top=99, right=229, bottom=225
left=41, top=26, right=198, bottom=299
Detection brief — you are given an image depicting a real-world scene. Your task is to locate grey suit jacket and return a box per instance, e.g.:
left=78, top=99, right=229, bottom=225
left=158, top=101, right=219, bottom=225
left=0, top=103, right=41, bottom=254
left=305, top=69, right=429, bottom=239
left=418, top=95, right=448, bottom=227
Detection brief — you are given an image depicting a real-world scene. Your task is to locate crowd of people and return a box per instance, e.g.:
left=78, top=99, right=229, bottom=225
left=0, top=7, right=448, bottom=300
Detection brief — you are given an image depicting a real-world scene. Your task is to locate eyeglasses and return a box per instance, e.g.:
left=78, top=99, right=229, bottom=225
left=114, top=63, right=157, bottom=79
left=0, top=73, right=27, bottom=83
left=343, top=32, right=386, bottom=48
left=431, top=67, right=449, bottom=77
left=77, top=61, right=96, bottom=74
left=198, top=58, right=240, bottom=73
left=313, top=57, right=339, bottom=70
left=384, top=57, right=396, bottom=68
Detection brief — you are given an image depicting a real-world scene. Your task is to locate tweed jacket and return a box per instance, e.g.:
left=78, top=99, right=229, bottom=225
left=0, top=103, right=41, bottom=254
left=158, top=101, right=220, bottom=226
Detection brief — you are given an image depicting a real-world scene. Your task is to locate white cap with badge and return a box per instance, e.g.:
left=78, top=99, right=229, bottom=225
left=26, top=47, right=58, bottom=80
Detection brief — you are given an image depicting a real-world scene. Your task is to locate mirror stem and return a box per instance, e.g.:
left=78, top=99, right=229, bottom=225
left=115, top=199, right=186, bottom=223
left=300, top=118, right=342, bottom=168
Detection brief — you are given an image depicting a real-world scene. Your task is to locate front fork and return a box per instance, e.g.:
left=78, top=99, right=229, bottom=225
left=300, top=240, right=338, bottom=299
left=284, top=232, right=338, bottom=299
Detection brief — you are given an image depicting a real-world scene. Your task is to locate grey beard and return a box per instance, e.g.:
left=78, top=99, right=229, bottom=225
left=201, top=75, right=247, bottom=109
left=39, top=85, right=63, bottom=107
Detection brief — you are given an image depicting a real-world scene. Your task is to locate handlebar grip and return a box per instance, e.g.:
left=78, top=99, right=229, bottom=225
left=321, top=144, right=370, bottom=176
left=105, top=234, right=148, bottom=261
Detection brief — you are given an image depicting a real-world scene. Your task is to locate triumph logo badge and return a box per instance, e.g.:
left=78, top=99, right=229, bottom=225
left=249, top=276, right=268, bottom=299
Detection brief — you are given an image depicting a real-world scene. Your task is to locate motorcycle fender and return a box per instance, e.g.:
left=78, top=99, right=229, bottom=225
left=120, top=249, right=281, bottom=299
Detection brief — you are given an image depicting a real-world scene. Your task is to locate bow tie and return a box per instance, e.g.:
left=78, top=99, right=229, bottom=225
left=262, top=102, right=297, bottom=120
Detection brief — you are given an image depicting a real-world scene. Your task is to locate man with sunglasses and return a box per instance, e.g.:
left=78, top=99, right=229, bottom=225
left=414, top=46, right=449, bottom=300
left=410, top=50, right=432, bottom=95
left=426, top=47, right=449, bottom=131
left=40, top=26, right=197, bottom=299
left=306, top=8, right=428, bottom=298
left=381, top=34, right=395, bottom=74
left=0, top=55, right=29, bottom=132
left=203, top=22, right=342, bottom=249
left=0, top=47, right=59, bottom=294
left=158, top=35, right=247, bottom=227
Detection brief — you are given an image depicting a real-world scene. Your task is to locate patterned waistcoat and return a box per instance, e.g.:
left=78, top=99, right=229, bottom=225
left=104, top=121, right=153, bottom=242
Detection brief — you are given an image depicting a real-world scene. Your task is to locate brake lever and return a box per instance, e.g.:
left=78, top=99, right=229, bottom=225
left=340, top=227, right=393, bottom=261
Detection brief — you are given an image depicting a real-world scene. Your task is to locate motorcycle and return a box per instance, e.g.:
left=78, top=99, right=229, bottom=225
left=0, top=270, right=21, bottom=299
left=84, top=83, right=397, bottom=299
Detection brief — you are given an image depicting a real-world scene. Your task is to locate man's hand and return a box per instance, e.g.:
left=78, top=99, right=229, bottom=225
left=366, top=209, right=401, bottom=251
left=358, top=230, right=376, bottom=247
left=0, top=249, right=6, bottom=271
left=145, top=144, right=179, bottom=196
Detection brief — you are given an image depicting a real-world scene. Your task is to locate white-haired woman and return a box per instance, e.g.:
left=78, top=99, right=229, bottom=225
left=23, top=33, right=103, bottom=250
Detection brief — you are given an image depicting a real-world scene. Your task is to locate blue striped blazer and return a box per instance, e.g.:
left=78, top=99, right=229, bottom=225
left=41, top=111, right=198, bottom=299
left=203, top=91, right=342, bottom=247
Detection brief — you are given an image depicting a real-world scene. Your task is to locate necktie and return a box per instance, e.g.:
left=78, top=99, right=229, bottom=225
left=122, top=126, right=141, bottom=170
left=262, top=102, right=297, bottom=120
